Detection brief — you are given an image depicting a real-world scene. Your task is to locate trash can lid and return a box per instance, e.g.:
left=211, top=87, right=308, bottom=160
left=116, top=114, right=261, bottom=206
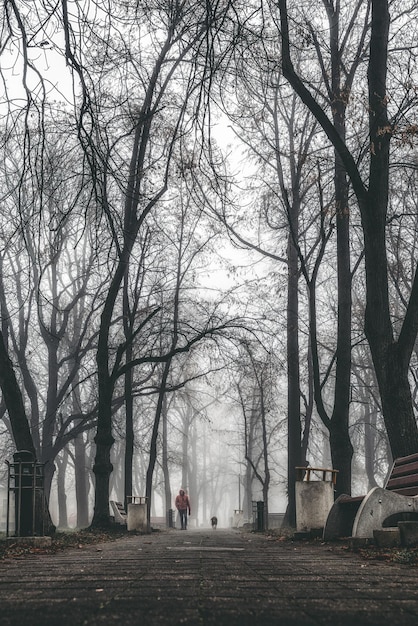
left=13, top=450, right=36, bottom=462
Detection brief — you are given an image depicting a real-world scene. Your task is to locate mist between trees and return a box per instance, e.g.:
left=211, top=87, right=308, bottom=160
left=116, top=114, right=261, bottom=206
left=0, top=0, right=417, bottom=531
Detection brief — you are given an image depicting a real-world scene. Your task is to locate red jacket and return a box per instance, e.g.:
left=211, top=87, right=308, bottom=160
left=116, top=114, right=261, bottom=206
left=175, top=492, right=191, bottom=514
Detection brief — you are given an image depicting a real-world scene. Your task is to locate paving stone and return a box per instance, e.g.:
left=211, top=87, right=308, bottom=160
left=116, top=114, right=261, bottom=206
left=1, top=529, right=418, bottom=625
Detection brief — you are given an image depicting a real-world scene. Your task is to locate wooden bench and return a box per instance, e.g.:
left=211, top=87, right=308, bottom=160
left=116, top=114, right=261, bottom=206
left=110, top=501, right=127, bottom=525
left=323, top=452, right=418, bottom=540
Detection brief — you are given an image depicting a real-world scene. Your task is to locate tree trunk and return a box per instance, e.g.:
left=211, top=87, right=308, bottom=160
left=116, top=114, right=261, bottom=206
left=161, top=396, right=172, bottom=523
left=202, top=424, right=208, bottom=522
left=286, top=215, right=303, bottom=526
left=0, top=329, right=35, bottom=456
left=373, top=346, right=418, bottom=458
left=329, top=422, right=353, bottom=496
left=91, top=254, right=128, bottom=528
left=124, top=345, right=134, bottom=510
left=330, top=136, right=354, bottom=496
left=145, top=360, right=172, bottom=529
left=243, top=459, right=253, bottom=521
left=181, top=409, right=190, bottom=492
left=320, top=2, right=354, bottom=497
left=361, top=0, right=418, bottom=458
left=364, top=402, right=379, bottom=491
left=56, top=448, right=69, bottom=529
left=260, top=383, right=270, bottom=530
left=188, top=420, right=198, bottom=527
left=91, top=359, right=115, bottom=528
left=74, top=431, right=90, bottom=528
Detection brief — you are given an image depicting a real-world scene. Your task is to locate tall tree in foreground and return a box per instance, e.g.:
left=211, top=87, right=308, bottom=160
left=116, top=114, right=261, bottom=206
left=278, top=0, right=418, bottom=460
left=300, top=1, right=370, bottom=497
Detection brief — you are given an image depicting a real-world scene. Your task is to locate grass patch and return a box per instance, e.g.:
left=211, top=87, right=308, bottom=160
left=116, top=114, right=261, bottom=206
left=355, top=546, right=418, bottom=566
left=0, top=527, right=128, bottom=560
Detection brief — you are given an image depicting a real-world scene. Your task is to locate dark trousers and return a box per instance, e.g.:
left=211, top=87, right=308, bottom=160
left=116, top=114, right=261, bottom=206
left=178, top=509, right=188, bottom=529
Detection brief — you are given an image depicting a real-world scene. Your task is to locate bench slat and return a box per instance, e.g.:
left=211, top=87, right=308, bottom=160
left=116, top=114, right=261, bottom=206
left=387, top=485, right=418, bottom=496
left=386, top=472, right=418, bottom=490
left=392, top=452, right=418, bottom=467
left=339, top=453, right=418, bottom=508
left=389, top=461, right=418, bottom=479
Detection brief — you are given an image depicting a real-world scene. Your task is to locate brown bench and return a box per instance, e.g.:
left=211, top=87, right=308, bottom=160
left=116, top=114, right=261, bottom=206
left=323, top=452, right=418, bottom=540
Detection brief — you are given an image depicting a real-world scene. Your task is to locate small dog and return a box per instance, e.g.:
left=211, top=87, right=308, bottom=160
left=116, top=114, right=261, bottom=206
left=211, top=516, right=218, bottom=529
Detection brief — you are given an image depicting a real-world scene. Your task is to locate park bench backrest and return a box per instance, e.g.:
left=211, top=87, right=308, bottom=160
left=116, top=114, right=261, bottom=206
left=110, top=500, right=127, bottom=524
left=385, top=452, right=418, bottom=496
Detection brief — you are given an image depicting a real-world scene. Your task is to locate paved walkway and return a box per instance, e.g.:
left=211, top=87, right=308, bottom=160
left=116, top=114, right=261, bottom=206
left=1, top=528, right=418, bottom=625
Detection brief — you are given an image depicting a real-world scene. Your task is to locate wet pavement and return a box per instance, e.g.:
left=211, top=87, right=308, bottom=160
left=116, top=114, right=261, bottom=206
left=0, top=528, right=418, bottom=625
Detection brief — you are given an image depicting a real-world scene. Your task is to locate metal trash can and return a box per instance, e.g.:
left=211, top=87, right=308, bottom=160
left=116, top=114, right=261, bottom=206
left=168, top=508, right=174, bottom=528
left=6, top=450, right=46, bottom=537
left=252, top=500, right=266, bottom=531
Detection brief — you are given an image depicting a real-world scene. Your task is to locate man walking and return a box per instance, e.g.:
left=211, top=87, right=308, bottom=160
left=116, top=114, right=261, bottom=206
left=175, top=489, right=191, bottom=530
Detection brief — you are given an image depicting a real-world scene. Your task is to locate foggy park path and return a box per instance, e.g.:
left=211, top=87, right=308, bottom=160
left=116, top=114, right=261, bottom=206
left=1, top=528, right=418, bottom=625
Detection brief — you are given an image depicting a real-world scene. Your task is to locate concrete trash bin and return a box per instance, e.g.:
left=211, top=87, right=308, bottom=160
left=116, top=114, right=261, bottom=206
left=232, top=510, right=244, bottom=528
left=295, top=467, right=338, bottom=533
left=127, top=496, right=149, bottom=532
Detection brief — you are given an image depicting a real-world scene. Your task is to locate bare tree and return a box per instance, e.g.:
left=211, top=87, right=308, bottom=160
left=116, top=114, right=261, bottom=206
left=56, top=0, right=238, bottom=527
left=278, top=0, right=418, bottom=459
